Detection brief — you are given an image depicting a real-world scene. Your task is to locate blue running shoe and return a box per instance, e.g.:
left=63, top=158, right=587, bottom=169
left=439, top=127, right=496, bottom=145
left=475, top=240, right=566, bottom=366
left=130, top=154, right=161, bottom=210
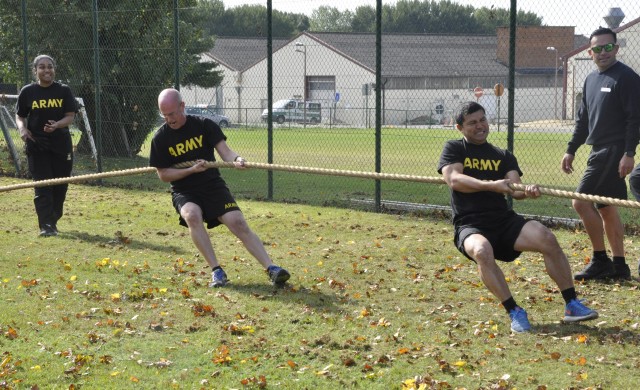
left=509, top=307, right=531, bottom=333
left=267, top=265, right=290, bottom=285
left=564, top=299, right=598, bottom=323
left=209, top=268, right=228, bottom=288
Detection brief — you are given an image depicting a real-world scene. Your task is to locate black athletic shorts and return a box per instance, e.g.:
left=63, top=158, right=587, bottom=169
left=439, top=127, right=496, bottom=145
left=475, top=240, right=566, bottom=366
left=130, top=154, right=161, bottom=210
left=171, top=185, right=241, bottom=229
left=576, top=143, right=627, bottom=209
left=454, top=211, right=529, bottom=262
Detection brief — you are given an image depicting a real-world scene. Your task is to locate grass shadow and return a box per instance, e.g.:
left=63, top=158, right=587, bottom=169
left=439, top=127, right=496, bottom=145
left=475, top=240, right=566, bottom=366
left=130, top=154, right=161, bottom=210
left=58, top=229, right=184, bottom=254
left=223, top=282, right=348, bottom=313
left=534, top=322, right=640, bottom=345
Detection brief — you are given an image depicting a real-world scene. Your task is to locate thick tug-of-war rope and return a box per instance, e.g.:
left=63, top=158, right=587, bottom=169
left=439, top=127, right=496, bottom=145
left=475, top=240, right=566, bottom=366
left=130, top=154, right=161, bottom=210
left=0, top=166, right=157, bottom=192
left=2, top=160, right=640, bottom=209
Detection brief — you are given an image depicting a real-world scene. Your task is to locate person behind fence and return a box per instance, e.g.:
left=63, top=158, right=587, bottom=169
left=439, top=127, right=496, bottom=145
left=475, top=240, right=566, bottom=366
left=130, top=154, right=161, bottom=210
left=15, top=54, right=76, bottom=237
left=561, top=27, right=640, bottom=281
left=438, top=101, right=598, bottom=333
left=149, top=88, right=290, bottom=287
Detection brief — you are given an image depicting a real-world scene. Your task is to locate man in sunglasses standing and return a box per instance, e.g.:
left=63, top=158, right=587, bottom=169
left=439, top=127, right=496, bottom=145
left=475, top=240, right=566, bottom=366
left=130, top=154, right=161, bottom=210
left=561, top=27, right=640, bottom=281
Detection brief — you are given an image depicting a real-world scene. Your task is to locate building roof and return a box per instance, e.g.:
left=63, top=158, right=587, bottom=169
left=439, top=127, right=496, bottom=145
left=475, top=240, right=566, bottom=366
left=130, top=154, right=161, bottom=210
left=204, top=37, right=289, bottom=72
left=573, top=34, right=590, bottom=50
left=303, top=32, right=506, bottom=78
left=207, top=32, right=506, bottom=78
left=205, top=30, right=599, bottom=78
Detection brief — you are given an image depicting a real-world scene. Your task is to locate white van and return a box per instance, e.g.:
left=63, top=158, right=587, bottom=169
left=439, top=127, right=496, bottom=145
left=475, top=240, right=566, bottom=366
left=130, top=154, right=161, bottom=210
left=261, top=99, right=321, bottom=124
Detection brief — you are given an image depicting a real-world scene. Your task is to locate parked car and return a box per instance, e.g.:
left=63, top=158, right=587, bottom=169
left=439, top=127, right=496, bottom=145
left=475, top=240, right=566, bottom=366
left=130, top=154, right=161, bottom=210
left=261, top=99, right=321, bottom=124
left=185, top=105, right=230, bottom=128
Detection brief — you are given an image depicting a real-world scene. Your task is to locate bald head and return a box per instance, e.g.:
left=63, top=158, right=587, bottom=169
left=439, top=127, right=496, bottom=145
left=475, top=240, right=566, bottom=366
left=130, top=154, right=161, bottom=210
left=158, top=88, right=182, bottom=106
left=158, top=88, right=186, bottom=129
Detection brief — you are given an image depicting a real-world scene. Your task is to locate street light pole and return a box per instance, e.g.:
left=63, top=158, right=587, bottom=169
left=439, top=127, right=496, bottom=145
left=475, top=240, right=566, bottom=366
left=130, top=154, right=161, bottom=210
left=295, top=42, right=307, bottom=127
left=546, top=46, right=558, bottom=120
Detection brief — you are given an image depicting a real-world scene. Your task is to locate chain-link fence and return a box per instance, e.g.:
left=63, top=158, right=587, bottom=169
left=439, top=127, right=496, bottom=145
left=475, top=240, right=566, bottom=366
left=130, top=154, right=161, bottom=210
left=2, top=1, right=640, bottom=223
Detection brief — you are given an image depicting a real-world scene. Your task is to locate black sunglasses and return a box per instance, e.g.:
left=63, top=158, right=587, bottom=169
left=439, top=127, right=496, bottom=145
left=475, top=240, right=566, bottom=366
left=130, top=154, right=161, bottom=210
left=590, top=43, right=617, bottom=53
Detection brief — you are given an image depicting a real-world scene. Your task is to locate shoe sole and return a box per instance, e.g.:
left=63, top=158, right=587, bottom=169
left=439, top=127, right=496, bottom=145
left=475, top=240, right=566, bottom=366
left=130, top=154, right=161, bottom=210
left=575, top=273, right=629, bottom=281
left=574, top=272, right=615, bottom=281
left=563, top=311, right=599, bottom=323
left=611, top=274, right=631, bottom=280
left=209, top=280, right=228, bottom=288
left=270, top=271, right=290, bottom=285
left=612, top=266, right=631, bottom=280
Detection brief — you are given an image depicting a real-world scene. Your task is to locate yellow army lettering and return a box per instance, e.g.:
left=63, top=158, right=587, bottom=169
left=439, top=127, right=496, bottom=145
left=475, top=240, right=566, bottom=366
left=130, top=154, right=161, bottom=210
left=168, top=135, right=204, bottom=157
left=31, top=99, right=64, bottom=109
left=463, top=158, right=501, bottom=171
left=224, top=202, right=238, bottom=209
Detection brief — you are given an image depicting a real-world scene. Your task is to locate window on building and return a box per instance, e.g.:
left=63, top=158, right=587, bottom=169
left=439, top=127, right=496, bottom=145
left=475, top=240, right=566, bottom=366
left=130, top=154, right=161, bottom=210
left=308, top=76, right=335, bottom=101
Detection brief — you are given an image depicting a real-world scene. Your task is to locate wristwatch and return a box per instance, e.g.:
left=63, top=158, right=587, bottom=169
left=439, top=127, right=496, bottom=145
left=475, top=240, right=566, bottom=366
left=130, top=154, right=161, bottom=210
left=626, top=151, right=636, bottom=157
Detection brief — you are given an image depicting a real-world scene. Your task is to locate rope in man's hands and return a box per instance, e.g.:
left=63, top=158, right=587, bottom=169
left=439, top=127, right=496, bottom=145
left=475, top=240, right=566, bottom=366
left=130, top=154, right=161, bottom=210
left=2, top=160, right=640, bottom=209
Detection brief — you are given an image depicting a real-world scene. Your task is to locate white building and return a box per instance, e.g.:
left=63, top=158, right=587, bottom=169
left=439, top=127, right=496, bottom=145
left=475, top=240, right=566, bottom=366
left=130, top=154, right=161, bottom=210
left=188, top=30, right=590, bottom=127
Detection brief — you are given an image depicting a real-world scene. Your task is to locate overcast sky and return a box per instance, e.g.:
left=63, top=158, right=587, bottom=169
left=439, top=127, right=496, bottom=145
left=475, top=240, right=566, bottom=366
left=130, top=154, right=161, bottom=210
left=220, top=0, right=639, bottom=35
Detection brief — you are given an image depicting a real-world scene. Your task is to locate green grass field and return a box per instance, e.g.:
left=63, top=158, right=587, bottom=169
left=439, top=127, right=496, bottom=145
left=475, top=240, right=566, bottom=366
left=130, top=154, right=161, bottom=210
left=1, top=179, right=639, bottom=389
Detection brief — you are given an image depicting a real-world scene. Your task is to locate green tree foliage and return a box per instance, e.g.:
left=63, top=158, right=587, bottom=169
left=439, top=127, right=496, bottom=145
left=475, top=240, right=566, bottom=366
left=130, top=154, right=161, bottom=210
left=310, top=6, right=354, bottom=32
left=203, top=4, right=309, bottom=37
left=351, top=5, right=378, bottom=33
left=197, top=0, right=227, bottom=37
left=474, top=6, right=543, bottom=32
left=196, top=1, right=542, bottom=37
left=0, top=0, right=222, bottom=157
left=0, top=0, right=25, bottom=87
left=312, top=0, right=542, bottom=34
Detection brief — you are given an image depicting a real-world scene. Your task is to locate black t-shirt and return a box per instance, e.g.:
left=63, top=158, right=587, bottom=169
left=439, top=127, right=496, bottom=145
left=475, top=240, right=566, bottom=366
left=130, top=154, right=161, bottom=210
left=16, top=81, right=76, bottom=153
left=149, top=115, right=227, bottom=192
left=568, top=61, right=640, bottom=154
left=437, top=138, right=522, bottom=226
